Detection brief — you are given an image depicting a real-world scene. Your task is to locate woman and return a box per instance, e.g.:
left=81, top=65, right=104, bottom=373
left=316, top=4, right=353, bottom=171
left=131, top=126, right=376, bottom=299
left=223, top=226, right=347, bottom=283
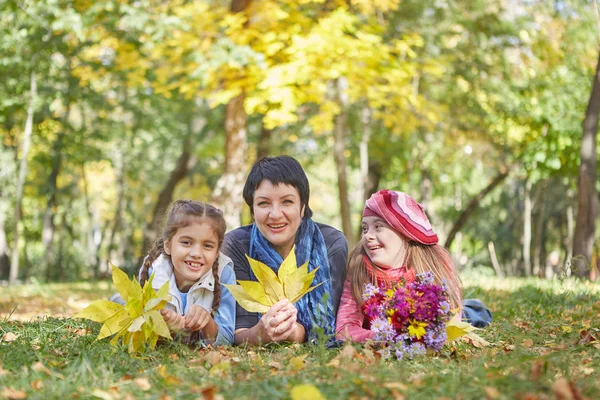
left=222, top=156, right=348, bottom=345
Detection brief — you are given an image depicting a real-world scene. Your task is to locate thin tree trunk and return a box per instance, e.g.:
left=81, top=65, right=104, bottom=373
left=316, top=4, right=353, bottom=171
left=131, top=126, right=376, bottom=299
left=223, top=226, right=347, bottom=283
left=141, top=139, right=192, bottom=256
left=523, top=179, right=532, bottom=277
left=81, top=164, right=100, bottom=278
left=107, top=149, right=125, bottom=261
left=488, top=241, right=504, bottom=278
left=10, top=70, right=36, bottom=284
left=533, top=182, right=547, bottom=276
left=445, top=165, right=511, bottom=249
left=333, top=77, right=353, bottom=245
left=42, top=133, right=65, bottom=281
left=572, top=50, right=600, bottom=278
left=257, top=123, right=272, bottom=161
left=0, top=200, right=10, bottom=280
left=355, top=106, right=372, bottom=240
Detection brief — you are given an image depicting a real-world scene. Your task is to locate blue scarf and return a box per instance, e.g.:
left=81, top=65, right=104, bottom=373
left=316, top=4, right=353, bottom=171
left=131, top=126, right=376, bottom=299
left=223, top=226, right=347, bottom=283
left=249, top=218, right=336, bottom=340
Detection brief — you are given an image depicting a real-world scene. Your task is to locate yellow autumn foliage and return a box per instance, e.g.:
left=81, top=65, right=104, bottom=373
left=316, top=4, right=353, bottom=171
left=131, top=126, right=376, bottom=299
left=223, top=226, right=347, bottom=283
left=74, top=263, right=172, bottom=354
left=223, top=246, right=324, bottom=313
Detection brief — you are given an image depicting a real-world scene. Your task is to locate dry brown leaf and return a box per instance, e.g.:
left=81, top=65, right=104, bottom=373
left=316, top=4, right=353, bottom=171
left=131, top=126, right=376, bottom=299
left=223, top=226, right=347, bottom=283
left=168, top=353, right=180, bottom=361
left=268, top=361, right=283, bottom=370
left=31, top=362, right=51, bottom=376
left=340, top=343, right=358, bottom=359
left=2, top=332, right=18, bottom=343
left=1, top=387, right=27, bottom=399
left=485, top=386, right=500, bottom=399
left=30, top=380, right=44, bottom=391
left=531, top=360, right=545, bottom=381
left=389, top=390, right=406, bottom=400
left=202, top=351, right=223, bottom=366
left=522, top=338, right=534, bottom=348
left=409, top=373, right=425, bottom=387
left=133, top=377, right=151, bottom=391
left=503, top=343, right=516, bottom=352
left=552, top=377, right=589, bottom=400
left=383, top=382, right=408, bottom=391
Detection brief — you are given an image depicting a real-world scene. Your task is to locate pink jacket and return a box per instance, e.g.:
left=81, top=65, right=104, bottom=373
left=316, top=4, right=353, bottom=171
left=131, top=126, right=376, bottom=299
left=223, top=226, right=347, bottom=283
left=335, top=280, right=375, bottom=342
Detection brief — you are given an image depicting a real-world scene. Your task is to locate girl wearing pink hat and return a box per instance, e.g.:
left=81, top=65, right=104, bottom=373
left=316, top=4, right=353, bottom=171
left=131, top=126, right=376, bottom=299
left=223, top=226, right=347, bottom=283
left=336, top=190, right=463, bottom=342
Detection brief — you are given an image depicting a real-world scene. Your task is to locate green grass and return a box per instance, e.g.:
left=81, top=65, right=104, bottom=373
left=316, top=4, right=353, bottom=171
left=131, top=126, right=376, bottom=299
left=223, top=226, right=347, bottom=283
left=1, top=276, right=599, bottom=399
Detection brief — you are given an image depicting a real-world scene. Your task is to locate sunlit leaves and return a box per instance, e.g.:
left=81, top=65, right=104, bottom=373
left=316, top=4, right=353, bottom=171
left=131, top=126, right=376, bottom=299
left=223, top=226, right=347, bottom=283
left=74, top=263, right=171, bottom=353
left=223, top=246, right=324, bottom=313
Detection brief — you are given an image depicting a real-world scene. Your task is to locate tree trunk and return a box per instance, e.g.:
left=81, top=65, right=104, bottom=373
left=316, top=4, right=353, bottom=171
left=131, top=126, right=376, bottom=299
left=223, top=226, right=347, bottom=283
left=42, top=133, right=65, bottom=281
left=0, top=201, right=10, bottom=280
left=333, top=77, right=353, bottom=245
left=445, top=165, right=511, bottom=249
left=355, top=106, right=372, bottom=240
left=211, top=93, right=248, bottom=231
left=523, top=179, right=532, bottom=277
left=257, top=123, right=272, bottom=160
left=533, top=182, right=547, bottom=276
left=572, top=50, right=600, bottom=278
left=81, top=164, right=100, bottom=278
left=10, top=70, right=36, bottom=284
left=211, top=0, right=252, bottom=231
left=141, top=139, right=192, bottom=256
left=488, top=241, right=504, bottom=278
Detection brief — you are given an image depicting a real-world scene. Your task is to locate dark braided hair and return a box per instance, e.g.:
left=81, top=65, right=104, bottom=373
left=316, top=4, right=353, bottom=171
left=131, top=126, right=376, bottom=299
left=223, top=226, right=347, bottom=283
left=139, top=199, right=227, bottom=313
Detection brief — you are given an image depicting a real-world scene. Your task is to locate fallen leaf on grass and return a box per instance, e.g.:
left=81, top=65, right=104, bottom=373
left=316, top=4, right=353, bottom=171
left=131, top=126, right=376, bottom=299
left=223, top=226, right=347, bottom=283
left=577, top=328, right=599, bottom=346
left=209, top=361, right=230, bottom=378
left=521, top=338, right=534, bottom=348
left=30, top=380, right=43, bottom=391
left=485, top=386, right=500, bottom=399
left=201, top=350, right=223, bottom=366
left=560, top=326, right=572, bottom=333
left=157, top=365, right=181, bottom=385
left=1, top=388, right=27, bottom=399
left=289, top=354, right=308, bottom=371
left=190, top=385, right=223, bottom=400
left=268, top=361, right=283, bottom=371
left=383, top=382, right=408, bottom=391
left=531, top=360, right=547, bottom=381
left=290, top=384, right=326, bottom=400
left=552, top=377, right=590, bottom=400
left=133, top=377, right=151, bottom=391
left=462, top=332, right=490, bottom=348
left=31, top=362, right=51, bottom=376
left=2, top=332, right=18, bottom=342
left=90, top=389, right=118, bottom=400
left=326, top=358, right=340, bottom=368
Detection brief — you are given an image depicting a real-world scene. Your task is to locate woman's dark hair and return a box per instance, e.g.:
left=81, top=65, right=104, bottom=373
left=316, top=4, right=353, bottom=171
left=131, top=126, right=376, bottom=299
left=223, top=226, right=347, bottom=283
left=139, top=200, right=227, bottom=312
left=242, top=155, right=313, bottom=218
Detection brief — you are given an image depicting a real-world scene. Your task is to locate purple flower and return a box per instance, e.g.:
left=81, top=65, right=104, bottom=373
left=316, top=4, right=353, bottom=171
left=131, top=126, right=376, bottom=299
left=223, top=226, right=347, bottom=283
left=362, top=283, right=379, bottom=300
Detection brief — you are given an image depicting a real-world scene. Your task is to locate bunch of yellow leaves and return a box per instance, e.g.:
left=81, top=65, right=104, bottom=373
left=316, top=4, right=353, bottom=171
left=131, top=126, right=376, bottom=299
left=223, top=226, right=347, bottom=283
left=223, top=246, right=323, bottom=313
left=74, top=264, right=172, bottom=354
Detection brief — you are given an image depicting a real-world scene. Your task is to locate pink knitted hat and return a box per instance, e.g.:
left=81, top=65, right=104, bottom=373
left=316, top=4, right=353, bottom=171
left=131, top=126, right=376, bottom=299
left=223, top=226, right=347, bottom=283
left=363, top=190, right=438, bottom=245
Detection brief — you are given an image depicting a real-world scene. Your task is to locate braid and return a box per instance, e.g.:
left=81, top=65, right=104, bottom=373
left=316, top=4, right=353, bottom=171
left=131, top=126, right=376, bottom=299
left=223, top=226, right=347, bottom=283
left=139, top=239, right=166, bottom=286
left=211, top=259, right=221, bottom=313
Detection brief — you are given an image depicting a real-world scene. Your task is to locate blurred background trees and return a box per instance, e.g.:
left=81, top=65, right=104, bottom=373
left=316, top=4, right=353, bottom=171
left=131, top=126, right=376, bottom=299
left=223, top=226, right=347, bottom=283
left=1, top=0, right=598, bottom=283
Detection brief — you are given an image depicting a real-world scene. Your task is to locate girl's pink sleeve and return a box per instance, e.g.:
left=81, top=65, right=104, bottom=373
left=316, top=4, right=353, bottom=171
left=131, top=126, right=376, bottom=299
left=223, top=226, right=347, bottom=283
left=335, top=280, right=375, bottom=342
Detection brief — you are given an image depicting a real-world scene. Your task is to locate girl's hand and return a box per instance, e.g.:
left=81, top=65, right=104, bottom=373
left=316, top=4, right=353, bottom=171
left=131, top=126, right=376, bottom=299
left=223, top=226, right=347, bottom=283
left=258, top=299, right=298, bottom=342
left=161, top=308, right=185, bottom=333
left=184, top=305, right=213, bottom=332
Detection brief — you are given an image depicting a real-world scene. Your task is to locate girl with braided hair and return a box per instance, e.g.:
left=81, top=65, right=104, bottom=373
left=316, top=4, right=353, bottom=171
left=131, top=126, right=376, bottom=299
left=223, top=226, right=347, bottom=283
left=137, top=199, right=235, bottom=346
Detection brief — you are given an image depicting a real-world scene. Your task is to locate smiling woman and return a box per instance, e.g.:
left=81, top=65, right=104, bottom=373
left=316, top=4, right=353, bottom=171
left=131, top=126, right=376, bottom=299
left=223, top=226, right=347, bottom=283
left=222, top=156, right=348, bottom=345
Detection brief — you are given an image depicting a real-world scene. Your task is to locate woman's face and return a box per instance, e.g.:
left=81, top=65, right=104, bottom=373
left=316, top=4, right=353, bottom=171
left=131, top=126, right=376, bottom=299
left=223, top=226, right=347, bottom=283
left=253, top=180, right=305, bottom=258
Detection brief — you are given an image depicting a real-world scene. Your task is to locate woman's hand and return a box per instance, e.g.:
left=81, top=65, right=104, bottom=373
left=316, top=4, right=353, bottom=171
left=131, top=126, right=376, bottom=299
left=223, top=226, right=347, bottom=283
left=258, top=299, right=298, bottom=342
left=161, top=308, right=185, bottom=334
left=184, top=305, right=213, bottom=332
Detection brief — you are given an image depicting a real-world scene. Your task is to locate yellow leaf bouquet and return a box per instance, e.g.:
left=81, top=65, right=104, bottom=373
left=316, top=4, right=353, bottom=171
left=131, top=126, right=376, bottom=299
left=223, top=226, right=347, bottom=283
left=74, top=263, right=172, bottom=354
left=223, top=246, right=323, bottom=313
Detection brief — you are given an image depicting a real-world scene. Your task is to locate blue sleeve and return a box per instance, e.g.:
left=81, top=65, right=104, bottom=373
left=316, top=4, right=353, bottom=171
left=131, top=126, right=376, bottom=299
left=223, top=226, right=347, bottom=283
left=212, top=265, right=236, bottom=346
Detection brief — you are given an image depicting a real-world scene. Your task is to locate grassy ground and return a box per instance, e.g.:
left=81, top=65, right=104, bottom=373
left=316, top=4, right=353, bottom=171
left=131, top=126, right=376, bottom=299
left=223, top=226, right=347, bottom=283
left=0, top=275, right=598, bottom=399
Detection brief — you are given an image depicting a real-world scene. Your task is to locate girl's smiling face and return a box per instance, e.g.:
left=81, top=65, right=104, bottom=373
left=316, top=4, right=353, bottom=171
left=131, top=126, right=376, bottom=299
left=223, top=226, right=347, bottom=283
left=252, top=180, right=305, bottom=258
left=165, top=220, right=219, bottom=292
left=361, top=216, right=407, bottom=269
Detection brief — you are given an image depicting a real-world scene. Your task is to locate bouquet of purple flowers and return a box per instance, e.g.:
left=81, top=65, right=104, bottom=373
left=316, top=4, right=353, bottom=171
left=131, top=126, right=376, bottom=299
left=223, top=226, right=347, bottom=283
left=361, top=271, right=453, bottom=360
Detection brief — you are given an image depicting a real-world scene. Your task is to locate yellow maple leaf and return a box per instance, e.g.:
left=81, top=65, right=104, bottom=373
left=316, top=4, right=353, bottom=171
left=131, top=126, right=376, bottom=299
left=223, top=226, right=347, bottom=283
left=74, top=263, right=172, bottom=353
left=446, top=319, right=476, bottom=342
left=223, top=246, right=324, bottom=312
